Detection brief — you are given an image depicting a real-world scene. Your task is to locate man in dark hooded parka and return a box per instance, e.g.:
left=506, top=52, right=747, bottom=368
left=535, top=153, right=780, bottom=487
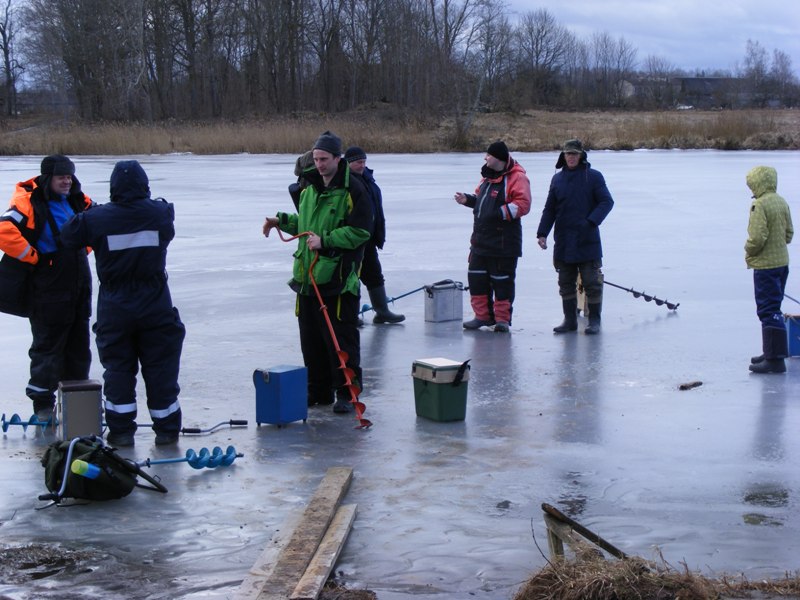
left=61, top=160, right=185, bottom=447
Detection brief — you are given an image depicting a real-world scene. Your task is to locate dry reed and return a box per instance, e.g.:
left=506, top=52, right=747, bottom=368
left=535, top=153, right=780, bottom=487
left=1, top=109, right=798, bottom=155
left=513, top=552, right=800, bottom=600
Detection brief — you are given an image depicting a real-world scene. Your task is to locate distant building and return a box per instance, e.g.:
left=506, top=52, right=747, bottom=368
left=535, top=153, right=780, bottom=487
left=672, top=77, right=749, bottom=109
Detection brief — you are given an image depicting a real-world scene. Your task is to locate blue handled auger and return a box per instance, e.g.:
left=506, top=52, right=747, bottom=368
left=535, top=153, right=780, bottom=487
left=139, top=445, right=243, bottom=470
left=1, top=413, right=54, bottom=433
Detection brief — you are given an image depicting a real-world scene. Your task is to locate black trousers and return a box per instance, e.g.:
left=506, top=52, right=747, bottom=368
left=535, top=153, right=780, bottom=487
left=298, top=292, right=361, bottom=404
left=467, top=255, right=518, bottom=303
left=360, top=242, right=385, bottom=291
left=27, top=311, right=91, bottom=414
left=554, top=259, right=603, bottom=302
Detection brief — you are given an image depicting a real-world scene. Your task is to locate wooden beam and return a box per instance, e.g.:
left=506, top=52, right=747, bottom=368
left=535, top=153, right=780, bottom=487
left=544, top=514, right=595, bottom=558
left=290, top=504, right=358, bottom=600
left=541, top=503, right=628, bottom=559
left=252, top=467, right=353, bottom=600
left=234, top=510, right=304, bottom=600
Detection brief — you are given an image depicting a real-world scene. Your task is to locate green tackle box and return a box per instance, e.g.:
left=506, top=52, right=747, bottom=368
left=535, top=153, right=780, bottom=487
left=412, top=357, right=470, bottom=422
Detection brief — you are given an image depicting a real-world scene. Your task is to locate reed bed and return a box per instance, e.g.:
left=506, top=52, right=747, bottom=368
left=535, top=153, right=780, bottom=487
left=514, top=552, right=800, bottom=600
left=1, top=109, right=798, bottom=156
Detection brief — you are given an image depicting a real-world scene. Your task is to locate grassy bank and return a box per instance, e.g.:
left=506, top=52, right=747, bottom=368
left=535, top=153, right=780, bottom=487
left=1, top=109, right=798, bottom=156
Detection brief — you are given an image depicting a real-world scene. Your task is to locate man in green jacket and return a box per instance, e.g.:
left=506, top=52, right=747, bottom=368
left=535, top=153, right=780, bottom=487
left=264, top=131, right=374, bottom=412
left=745, top=165, right=793, bottom=374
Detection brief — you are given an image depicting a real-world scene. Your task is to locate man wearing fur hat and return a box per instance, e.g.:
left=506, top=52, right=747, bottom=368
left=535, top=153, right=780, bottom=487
left=536, top=139, right=614, bottom=335
left=263, top=131, right=374, bottom=413
left=0, top=155, right=93, bottom=421
left=454, top=141, right=532, bottom=332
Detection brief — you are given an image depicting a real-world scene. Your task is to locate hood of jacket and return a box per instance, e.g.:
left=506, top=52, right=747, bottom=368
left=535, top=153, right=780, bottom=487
left=110, top=160, right=151, bottom=203
left=746, top=165, right=778, bottom=199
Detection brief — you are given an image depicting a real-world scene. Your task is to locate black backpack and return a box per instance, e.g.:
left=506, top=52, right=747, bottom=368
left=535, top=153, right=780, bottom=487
left=40, top=436, right=167, bottom=505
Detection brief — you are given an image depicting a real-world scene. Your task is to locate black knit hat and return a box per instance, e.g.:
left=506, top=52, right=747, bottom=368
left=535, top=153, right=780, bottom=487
left=40, top=154, right=75, bottom=176
left=344, top=146, right=367, bottom=163
left=313, top=130, right=342, bottom=157
left=486, top=141, right=509, bottom=163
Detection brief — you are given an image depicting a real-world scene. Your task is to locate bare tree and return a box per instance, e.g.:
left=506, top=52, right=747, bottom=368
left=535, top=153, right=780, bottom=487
left=589, top=31, right=636, bottom=107
left=639, top=54, right=675, bottom=108
left=0, top=0, right=23, bottom=117
left=515, top=8, right=569, bottom=106
left=769, top=48, right=797, bottom=107
left=743, top=38, right=769, bottom=107
left=426, top=0, right=478, bottom=110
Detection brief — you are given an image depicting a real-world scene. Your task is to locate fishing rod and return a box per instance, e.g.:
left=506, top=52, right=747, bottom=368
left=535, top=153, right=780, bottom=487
left=360, top=285, right=425, bottom=315
left=603, top=279, right=679, bottom=310
left=785, top=293, right=800, bottom=307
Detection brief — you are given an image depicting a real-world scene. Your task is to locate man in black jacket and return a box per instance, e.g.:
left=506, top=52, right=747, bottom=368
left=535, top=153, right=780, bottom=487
left=344, top=146, right=404, bottom=325
left=0, top=155, right=92, bottom=421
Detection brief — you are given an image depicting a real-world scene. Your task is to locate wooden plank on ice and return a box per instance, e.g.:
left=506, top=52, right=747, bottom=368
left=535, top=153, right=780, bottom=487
left=290, top=503, right=358, bottom=600
left=255, top=467, right=353, bottom=600
left=233, top=509, right=303, bottom=600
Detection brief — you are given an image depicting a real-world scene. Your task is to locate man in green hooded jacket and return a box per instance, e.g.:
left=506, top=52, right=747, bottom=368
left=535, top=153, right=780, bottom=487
left=745, top=165, right=793, bottom=374
left=264, top=131, right=373, bottom=412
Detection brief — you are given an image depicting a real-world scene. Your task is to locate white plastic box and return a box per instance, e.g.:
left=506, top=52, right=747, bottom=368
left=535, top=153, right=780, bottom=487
left=424, top=280, right=464, bottom=322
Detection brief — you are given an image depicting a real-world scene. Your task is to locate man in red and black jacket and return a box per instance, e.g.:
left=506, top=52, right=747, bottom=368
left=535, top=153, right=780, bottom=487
left=0, top=155, right=93, bottom=421
left=454, top=141, right=532, bottom=333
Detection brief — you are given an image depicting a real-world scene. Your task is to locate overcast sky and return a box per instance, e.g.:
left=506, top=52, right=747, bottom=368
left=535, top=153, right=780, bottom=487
left=504, top=0, right=800, bottom=74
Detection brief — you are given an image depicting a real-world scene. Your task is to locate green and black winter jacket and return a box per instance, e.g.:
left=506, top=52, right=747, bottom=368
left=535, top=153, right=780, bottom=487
left=275, top=160, right=373, bottom=297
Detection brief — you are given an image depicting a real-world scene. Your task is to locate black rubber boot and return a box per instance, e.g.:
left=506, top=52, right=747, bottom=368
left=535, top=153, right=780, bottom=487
left=750, top=354, right=764, bottom=364
left=369, top=286, right=405, bottom=324
left=749, top=328, right=787, bottom=374
left=553, top=298, right=578, bottom=333
left=584, top=301, right=602, bottom=335
left=749, top=359, right=786, bottom=373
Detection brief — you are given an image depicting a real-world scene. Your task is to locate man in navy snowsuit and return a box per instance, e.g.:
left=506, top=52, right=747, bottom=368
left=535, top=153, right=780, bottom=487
left=61, top=160, right=185, bottom=446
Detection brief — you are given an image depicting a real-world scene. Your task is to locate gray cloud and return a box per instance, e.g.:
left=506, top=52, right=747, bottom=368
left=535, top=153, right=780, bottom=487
left=505, top=0, right=800, bottom=74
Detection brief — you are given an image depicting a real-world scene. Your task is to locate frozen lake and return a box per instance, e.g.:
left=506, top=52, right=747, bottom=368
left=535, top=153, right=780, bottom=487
left=1, top=149, right=799, bottom=599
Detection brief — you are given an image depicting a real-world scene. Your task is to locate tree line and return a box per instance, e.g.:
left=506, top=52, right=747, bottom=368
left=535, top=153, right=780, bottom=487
left=1, top=0, right=798, bottom=121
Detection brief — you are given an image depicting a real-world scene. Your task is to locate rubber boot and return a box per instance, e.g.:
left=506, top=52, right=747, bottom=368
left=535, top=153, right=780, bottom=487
left=750, top=354, right=764, bottom=364
left=369, top=286, right=405, bottom=324
left=749, top=328, right=787, bottom=374
left=584, top=301, right=602, bottom=335
left=553, top=298, right=578, bottom=333
left=493, top=299, right=512, bottom=332
left=464, top=295, right=494, bottom=329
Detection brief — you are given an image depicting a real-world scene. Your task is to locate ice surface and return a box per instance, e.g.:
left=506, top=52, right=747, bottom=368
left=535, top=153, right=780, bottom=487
left=0, top=150, right=799, bottom=599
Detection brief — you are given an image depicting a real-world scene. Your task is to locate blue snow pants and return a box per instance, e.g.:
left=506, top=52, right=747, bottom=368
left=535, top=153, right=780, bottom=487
left=96, top=281, right=185, bottom=436
left=754, top=266, right=789, bottom=333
